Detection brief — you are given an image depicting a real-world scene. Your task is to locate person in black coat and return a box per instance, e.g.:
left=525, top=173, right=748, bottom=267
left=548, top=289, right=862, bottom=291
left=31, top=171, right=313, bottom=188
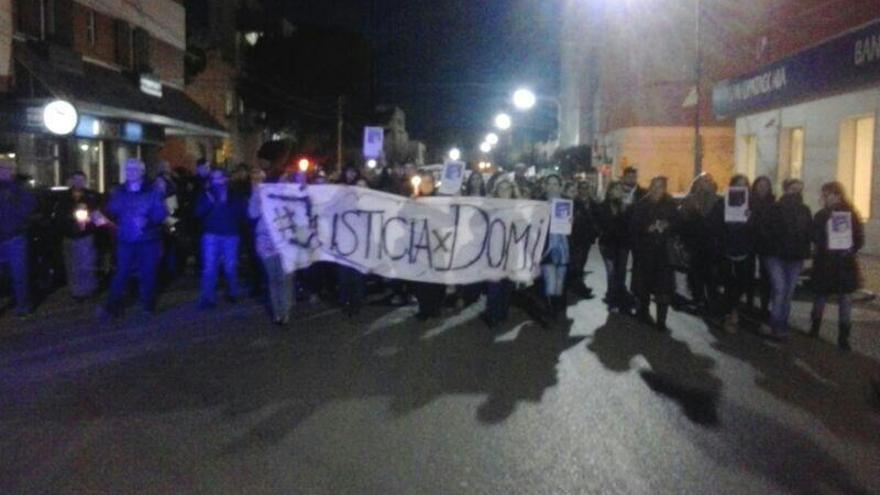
left=567, top=180, right=598, bottom=300
left=595, top=181, right=632, bottom=313
left=809, top=181, right=864, bottom=351
left=630, top=176, right=679, bottom=331
left=54, top=171, right=101, bottom=300
left=709, top=174, right=753, bottom=332
left=763, top=178, right=812, bottom=339
left=746, top=176, right=775, bottom=317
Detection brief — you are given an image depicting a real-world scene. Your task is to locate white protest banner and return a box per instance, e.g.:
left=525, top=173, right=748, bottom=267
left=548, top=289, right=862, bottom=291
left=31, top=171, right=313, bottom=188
left=549, top=198, right=573, bottom=235
left=827, top=211, right=853, bottom=251
left=260, top=184, right=550, bottom=284
left=725, top=187, right=749, bottom=223
left=438, top=161, right=465, bottom=196
left=363, top=126, right=384, bottom=158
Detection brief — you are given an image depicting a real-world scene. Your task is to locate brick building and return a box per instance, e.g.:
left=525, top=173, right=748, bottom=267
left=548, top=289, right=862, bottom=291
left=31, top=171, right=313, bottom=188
left=0, top=0, right=225, bottom=192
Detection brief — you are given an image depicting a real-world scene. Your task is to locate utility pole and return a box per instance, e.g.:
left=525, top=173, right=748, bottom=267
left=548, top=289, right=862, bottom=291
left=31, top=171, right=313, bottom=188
left=693, top=0, right=704, bottom=178
left=337, top=95, right=344, bottom=174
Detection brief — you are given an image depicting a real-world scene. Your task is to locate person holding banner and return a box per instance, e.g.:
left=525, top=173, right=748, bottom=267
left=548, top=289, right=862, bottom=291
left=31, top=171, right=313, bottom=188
left=412, top=172, right=447, bottom=320
left=483, top=178, right=520, bottom=328
left=747, top=176, right=775, bottom=319
left=456, top=169, right=488, bottom=308
left=249, top=170, right=296, bottom=326
left=630, top=176, right=679, bottom=331
left=809, top=182, right=864, bottom=351
left=541, top=174, right=571, bottom=321
left=336, top=164, right=368, bottom=316
left=764, top=178, right=812, bottom=339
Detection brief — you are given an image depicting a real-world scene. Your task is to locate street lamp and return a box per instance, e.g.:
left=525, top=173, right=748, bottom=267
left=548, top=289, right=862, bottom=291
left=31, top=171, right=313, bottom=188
left=366, top=159, right=377, bottom=169
left=448, top=147, right=461, bottom=161
left=485, top=133, right=499, bottom=145
left=512, top=88, right=537, bottom=111
left=479, top=142, right=492, bottom=153
left=494, top=113, right=512, bottom=131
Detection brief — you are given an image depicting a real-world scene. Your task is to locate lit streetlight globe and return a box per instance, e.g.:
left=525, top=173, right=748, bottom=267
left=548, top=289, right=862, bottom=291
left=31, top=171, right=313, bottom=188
left=485, top=133, right=499, bottom=145
left=513, top=88, right=537, bottom=110
left=366, top=159, right=377, bottom=169
left=494, top=113, right=512, bottom=131
left=448, top=148, right=461, bottom=161
left=479, top=142, right=492, bottom=153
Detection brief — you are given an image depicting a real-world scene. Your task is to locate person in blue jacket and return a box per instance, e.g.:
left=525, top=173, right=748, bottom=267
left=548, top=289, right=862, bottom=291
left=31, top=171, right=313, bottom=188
left=100, top=158, right=168, bottom=318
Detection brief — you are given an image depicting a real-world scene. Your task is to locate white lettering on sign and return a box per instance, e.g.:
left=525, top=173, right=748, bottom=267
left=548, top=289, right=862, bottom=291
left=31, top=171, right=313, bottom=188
left=855, top=34, right=880, bottom=66
left=731, top=67, right=787, bottom=102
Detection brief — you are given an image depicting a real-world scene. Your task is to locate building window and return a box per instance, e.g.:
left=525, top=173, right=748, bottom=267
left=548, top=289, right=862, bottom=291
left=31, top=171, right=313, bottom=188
left=739, top=135, right=758, bottom=180
left=837, top=116, right=874, bottom=218
left=225, top=91, right=235, bottom=117
left=85, top=9, right=96, bottom=47
left=114, top=20, right=132, bottom=68
left=777, top=127, right=804, bottom=183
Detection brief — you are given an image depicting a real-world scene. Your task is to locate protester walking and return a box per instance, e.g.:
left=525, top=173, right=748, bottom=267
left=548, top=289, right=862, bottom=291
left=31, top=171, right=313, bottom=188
left=567, top=180, right=598, bottom=300
left=763, top=178, right=812, bottom=339
left=412, top=172, right=446, bottom=320
left=457, top=169, right=487, bottom=307
left=710, top=175, right=753, bottom=332
left=595, top=181, right=632, bottom=313
left=0, top=160, right=36, bottom=318
left=337, top=165, right=367, bottom=316
left=249, top=170, right=296, bottom=326
left=54, top=171, right=100, bottom=300
left=195, top=168, right=247, bottom=309
left=680, top=173, right=722, bottom=313
left=483, top=178, right=519, bottom=328
left=540, top=174, right=570, bottom=321
left=747, top=176, right=775, bottom=318
left=630, top=176, right=678, bottom=331
left=809, top=181, right=864, bottom=351
left=100, top=158, right=167, bottom=318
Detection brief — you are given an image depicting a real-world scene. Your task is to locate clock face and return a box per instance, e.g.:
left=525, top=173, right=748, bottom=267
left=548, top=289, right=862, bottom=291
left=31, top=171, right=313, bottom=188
left=43, top=100, right=78, bottom=135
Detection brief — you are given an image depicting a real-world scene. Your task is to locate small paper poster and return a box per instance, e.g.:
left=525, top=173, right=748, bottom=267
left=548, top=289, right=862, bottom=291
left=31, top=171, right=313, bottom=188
left=438, top=161, right=465, bottom=196
left=550, top=198, right=573, bottom=235
left=725, top=187, right=749, bottom=223
left=827, top=211, right=853, bottom=251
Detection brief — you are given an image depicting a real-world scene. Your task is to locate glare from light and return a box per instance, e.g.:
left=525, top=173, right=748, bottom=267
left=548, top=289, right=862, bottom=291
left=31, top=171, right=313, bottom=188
left=298, top=158, right=309, bottom=172
left=494, top=113, right=512, bottom=131
left=91, top=120, right=100, bottom=136
left=79, top=144, right=89, bottom=151
left=75, top=208, right=89, bottom=222
left=448, top=148, right=461, bottom=161
left=7, top=153, right=15, bottom=158
left=485, top=133, right=499, bottom=145
left=411, top=175, right=422, bottom=193
left=366, top=159, right=377, bottom=169
left=244, top=31, right=262, bottom=46
left=513, top=88, right=537, bottom=110
left=479, top=142, right=492, bottom=153
left=43, top=100, right=78, bottom=135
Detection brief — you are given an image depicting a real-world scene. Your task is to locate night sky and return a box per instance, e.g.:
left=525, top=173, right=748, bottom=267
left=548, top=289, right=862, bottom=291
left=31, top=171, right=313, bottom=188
left=263, top=0, right=562, bottom=149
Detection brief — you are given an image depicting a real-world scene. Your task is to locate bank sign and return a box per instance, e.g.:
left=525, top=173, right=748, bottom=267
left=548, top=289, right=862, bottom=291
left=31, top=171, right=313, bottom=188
left=713, top=18, right=880, bottom=118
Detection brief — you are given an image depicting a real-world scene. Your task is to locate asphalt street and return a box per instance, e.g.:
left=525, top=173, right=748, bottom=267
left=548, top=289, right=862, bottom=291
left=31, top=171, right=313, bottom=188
left=1, top=257, right=879, bottom=495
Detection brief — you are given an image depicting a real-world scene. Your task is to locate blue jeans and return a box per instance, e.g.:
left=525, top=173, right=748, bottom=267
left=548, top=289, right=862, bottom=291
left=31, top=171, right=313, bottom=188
left=0, top=236, right=29, bottom=314
left=200, top=234, right=240, bottom=305
left=106, top=240, right=162, bottom=313
left=541, top=264, right=567, bottom=297
left=764, top=257, right=803, bottom=331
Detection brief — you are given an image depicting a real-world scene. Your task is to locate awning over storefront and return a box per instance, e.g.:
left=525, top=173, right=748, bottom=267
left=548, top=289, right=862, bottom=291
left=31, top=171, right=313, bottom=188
left=13, top=41, right=227, bottom=138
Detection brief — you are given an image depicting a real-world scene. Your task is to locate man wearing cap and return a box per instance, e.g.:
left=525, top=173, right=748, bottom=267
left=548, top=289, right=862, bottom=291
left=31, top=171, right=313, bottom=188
left=0, top=160, right=36, bottom=318
left=100, top=158, right=167, bottom=318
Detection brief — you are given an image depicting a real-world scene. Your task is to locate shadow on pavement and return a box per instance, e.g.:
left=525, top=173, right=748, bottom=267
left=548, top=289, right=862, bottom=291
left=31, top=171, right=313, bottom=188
left=0, top=302, right=583, bottom=456
left=587, top=313, right=722, bottom=427
left=706, top=323, right=880, bottom=445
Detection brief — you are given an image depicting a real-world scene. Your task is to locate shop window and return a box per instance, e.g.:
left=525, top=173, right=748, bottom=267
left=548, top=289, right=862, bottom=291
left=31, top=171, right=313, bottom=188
left=739, top=135, right=757, bottom=180
left=85, top=9, right=96, bottom=47
left=777, top=127, right=804, bottom=183
left=837, top=116, right=874, bottom=219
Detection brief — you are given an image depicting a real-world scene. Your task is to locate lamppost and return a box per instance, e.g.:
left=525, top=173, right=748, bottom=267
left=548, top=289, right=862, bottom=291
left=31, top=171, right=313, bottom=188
left=494, top=113, right=512, bottom=131
left=693, top=0, right=704, bottom=178
left=448, top=147, right=461, bottom=161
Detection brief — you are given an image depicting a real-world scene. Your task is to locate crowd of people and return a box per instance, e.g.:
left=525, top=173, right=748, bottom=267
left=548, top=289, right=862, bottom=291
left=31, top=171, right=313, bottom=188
left=0, top=157, right=869, bottom=354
